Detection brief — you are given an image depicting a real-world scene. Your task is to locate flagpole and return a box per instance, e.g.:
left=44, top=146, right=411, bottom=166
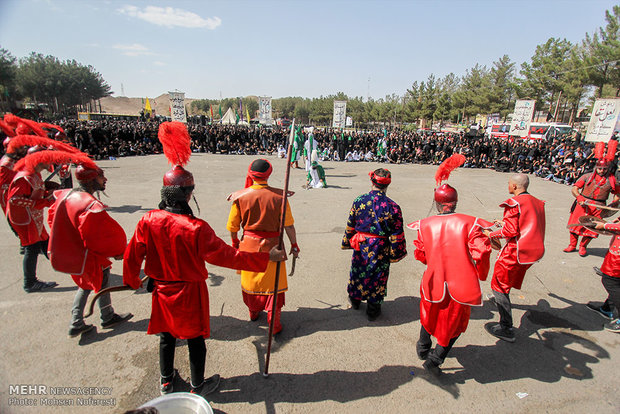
left=263, top=118, right=295, bottom=378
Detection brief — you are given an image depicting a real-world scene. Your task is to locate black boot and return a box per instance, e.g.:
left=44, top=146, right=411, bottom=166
left=366, top=303, right=381, bottom=321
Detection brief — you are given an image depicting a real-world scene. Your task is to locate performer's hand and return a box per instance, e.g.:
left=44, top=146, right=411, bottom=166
left=290, top=243, right=300, bottom=258
left=231, top=238, right=240, bottom=249
left=269, top=246, right=287, bottom=262
left=595, top=222, right=606, bottom=230
left=576, top=195, right=586, bottom=205
left=493, top=219, right=504, bottom=227
left=482, top=229, right=492, bottom=237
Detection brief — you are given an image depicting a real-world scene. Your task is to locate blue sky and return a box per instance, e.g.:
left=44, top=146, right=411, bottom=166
left=0, top=0, right=617, bottom=100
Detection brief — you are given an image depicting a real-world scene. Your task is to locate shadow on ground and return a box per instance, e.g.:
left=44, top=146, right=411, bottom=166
left=209, top=365, right=414, bottom=413
left=418, top=294, right=610, bottom=399
left=210, top=296, right=419, bottom=344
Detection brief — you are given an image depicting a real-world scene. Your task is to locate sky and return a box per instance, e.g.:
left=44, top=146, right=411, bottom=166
left=0, top=0, right=617, bottom=100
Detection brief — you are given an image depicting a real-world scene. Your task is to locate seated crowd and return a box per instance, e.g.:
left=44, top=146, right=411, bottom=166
left=15, top=118, right=602, bottom=186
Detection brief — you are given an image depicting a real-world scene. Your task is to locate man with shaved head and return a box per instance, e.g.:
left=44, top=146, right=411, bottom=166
left=485, top=173, right=546, bottom=342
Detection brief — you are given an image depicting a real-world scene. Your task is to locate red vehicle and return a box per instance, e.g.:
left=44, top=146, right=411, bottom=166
left=488, top=123, right=511, bottom=139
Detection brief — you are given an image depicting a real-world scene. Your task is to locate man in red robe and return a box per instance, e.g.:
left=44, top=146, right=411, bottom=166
left=6, top=149, right=58, bottom=293
left=226, top=159, right=299, bottom=334
left=408, top=184, right=492, bottom=375
left=564, top=159, right=619, bottom=256
left=124, top=157, right=286, bottom=397
left=486, top=173, right=546, bottom=342
left=590, top=219, right=620, bottom=333
left=48, top=164, right=132, bottom=338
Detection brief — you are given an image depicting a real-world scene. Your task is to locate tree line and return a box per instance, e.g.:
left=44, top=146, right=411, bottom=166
left=1, top=7, right=618, bottom=128
left=0, top=50, right=111, bottom=114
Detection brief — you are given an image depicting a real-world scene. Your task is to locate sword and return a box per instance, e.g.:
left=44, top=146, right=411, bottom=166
left=288, top=256, right=296, bottom=276
left=582, top=202, right=620, bottom=211
left=84, top=275, right=148, bottom=318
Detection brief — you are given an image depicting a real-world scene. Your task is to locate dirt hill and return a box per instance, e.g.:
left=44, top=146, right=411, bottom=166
left=99, top=94, right=198, bottom=116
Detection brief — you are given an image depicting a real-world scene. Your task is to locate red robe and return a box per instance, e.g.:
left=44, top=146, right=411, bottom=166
left=601, top=222, right=620, bottom=278
left=47, top=189, right=127, bottom=292
left=408, top=214, right=492, bottom=346
left=567, top=172, right=619, bottom=238
left=7, top=170, right=53, bottom=246
left=0, top=155, right=17, bottom=214
left=490, top=193, right=546, bottom=294
left=123, top=209, right=270, bottom=339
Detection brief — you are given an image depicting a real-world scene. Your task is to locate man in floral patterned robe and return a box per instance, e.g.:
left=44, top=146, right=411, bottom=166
left=342, top=168, right=407, bottom=320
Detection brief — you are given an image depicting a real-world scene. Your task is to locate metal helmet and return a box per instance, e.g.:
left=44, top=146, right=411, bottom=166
left=27, top=145, right=47, bottom=155
left=75, top=164, right=103, bottom=183
left=163, top=165, right=194, bottom=187
left=596, top=159, right=611, bottom=169
left=434, top=184, right=458, bottom=204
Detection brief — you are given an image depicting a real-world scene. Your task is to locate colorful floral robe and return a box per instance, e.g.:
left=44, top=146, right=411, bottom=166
left=341, top=190, right=407, bottom=304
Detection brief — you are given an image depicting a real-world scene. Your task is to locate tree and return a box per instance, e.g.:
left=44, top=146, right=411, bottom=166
left=517, top=38, right=575, bottom=118
left=583, top=6, right=620, bottom=97
left=0, top=47, right=17, bottom=110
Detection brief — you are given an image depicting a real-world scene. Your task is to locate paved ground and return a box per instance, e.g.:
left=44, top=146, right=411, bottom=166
left=0, top=153, right=619, bottom=413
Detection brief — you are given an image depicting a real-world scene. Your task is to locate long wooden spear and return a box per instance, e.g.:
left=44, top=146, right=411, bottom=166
left=263, top=118, right=296, bottom=378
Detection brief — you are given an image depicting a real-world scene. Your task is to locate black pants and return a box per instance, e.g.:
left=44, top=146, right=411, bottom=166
left=23, top=240, right=48, bottom=288
left=602, top=274, right=620, bottom=315
left=492, top=290, right=513, bottom=329
left=417, top=326, right=459, bottom=366
left=159, top=332, right=206, bottom=387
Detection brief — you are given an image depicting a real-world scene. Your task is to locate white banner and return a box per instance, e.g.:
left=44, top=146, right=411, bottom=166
left=168, top=91, right=187, bottom=123
left=585, top=98, right=620, bottom=142
left=346, top=116, right=353, bottom=127
left=509, top=100, right=535, bottom=137
left=258, top=96, right=273, bottom=125
left=332, top=101, right=347, bottom=128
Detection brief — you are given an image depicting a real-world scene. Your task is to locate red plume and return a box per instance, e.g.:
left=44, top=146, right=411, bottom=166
left=158, top=121, right=191, bottom=166
left=38, top=122, right=65, bottom=134
left=7, top=135, right=81, bottom=155
left=3, top=114, right=48, bottom=137
left=435, top=154, right=466, bottom=185
left=15, top=150, right=97, bottom=173
left=594, top=142, right=606, bottom=160
left=0, top=119, right=15, bottom=137
left=3, top=113, right=20, bottom=127
left=605, top=140, right=618, bottom=162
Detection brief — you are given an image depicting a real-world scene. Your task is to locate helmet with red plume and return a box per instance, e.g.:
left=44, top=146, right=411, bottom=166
left=75, top=164, right=104, bottom=183
left=163, top=165, right=194, bottom=187
left=434, top=184, right=458, bottom=204
left=158, top=122, right=193, bottom=188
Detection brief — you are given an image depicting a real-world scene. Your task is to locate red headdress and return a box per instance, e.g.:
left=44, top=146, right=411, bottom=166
left=245, top=159, right=273, bottom=188
left=7, top=135, right=81, bottom=155
left=369, top=170, right=392, bottom=186
left=158, top=121, right=193, bottom=187
left=0, top=119, right=15, bottom=137
left=15, top=150, right=97, bottom=173
left=589, top=140, right=618, bottom=186
left=434, top=154, right=466, bottom=205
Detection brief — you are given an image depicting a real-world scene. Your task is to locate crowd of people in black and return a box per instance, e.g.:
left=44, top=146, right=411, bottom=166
left=20, top=118, right=602, bottom=187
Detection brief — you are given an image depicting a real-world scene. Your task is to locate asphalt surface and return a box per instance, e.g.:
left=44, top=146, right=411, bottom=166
left=0, top=153, right=618, bottom=413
